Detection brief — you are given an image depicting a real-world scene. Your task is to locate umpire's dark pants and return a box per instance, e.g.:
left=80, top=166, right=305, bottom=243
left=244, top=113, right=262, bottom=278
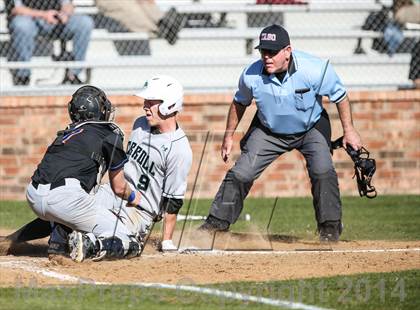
left=209, top=124, right=342, bottom=225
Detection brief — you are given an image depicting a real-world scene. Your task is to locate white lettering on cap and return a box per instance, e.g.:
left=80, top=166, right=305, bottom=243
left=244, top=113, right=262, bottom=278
left=261, top=33, right=276, bottom=41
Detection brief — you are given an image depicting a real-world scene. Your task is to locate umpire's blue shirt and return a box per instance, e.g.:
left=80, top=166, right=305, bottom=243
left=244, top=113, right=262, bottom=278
left=234, top=50, right=347, bottom=135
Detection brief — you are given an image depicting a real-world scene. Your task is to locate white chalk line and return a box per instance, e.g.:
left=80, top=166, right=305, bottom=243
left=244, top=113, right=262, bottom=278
left=172, top=247, right=420, bottom=256
left=0, top=259, right=330, bottom=310
left=134, top=282, right=331, bottom=310
left=0, top=260, right=95, bottom=284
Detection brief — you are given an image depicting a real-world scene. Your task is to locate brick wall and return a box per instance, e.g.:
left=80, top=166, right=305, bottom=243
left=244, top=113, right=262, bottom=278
left=0, top=90, right=419, bottom=200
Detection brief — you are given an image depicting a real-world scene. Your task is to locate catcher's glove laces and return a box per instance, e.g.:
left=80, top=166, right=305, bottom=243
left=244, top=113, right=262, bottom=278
left=332, top=137, right=377, bottom=198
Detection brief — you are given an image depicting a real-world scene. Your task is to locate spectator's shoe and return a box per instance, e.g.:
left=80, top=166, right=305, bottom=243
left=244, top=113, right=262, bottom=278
left=198, top=214, right=230, bottom=232
left=68, top=231, right=100, bottom=262
left=158, top=8, right=184, bottom=45
left=62, top=73, right=83, bottom=85
left=13, top=75, right=30, bottom=86
left=319, top=220, right=342, bottom=243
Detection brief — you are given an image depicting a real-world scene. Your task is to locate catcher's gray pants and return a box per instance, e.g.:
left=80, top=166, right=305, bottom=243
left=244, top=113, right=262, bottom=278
left=26, top=179, right=149, bottom=255
left=210, top=126, right=341, bottom=225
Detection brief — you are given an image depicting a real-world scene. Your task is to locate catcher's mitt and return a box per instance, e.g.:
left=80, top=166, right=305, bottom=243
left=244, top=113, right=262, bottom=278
left=332, top=137, right=377, bottom=198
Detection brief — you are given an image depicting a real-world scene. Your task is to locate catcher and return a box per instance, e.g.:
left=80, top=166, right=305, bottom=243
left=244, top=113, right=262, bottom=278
left=1, top=76, right=192, bottom=262
left=25, top=85, right=143, bottom=260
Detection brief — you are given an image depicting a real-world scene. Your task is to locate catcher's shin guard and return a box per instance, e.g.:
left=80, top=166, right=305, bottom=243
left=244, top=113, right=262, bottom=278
left=125, top=239, right=141, bottom=259
left=48, top=223, right=71, bottom=256
left=96, top=236, right=141, bottom=261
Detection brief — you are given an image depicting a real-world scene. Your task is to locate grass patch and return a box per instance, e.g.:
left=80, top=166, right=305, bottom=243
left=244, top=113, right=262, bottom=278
left=181, top=195, right=420, bottom=241
left=212, top=269, right=420, bottom=310
left=1, top=195, right=419, bottom=240
left=0, top=201, right=36, bottom=230
left=0, top=284, right=273, bottom=310
left=0, top=270, right=418, bottom=309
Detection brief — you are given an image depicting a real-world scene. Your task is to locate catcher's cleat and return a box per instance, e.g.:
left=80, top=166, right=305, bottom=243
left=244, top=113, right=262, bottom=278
left=318, top=220, right=342, bottom=243
left=198, top=214, right=230, bottom=232
left=68, top=231, right=100, bottom=262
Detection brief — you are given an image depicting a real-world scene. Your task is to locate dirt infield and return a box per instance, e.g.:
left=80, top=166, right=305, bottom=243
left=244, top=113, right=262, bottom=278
left=1, top=229, right=419, bottom=287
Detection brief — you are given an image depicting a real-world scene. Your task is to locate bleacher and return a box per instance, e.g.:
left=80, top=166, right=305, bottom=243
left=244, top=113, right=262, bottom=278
left=0, top=0, right=418, bottom=95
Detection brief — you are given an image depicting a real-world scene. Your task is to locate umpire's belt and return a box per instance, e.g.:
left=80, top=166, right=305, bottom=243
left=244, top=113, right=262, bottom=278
left=31, top=178, right=81, bottom=191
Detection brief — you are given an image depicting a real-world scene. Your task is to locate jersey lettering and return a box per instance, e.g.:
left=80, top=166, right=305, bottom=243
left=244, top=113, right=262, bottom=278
left=132, top=145, right=142, bottom=160
left=127, top=140, right=156, bottom=176
left=127, top=141, right=136, bottom=156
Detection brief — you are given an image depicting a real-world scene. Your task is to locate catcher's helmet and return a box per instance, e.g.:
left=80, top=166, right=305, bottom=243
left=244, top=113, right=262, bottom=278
left=135, top=75, right=183, bottom=116
left=68, top=85, right=112, bottom=122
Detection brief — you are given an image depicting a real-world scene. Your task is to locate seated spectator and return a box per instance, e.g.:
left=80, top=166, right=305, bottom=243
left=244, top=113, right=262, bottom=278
left=394, top=0, right=420, bottom=26
left=96, top=0, right=184, bottom=45
left=393, top=0, right=420, bottom=88
left=5, top=0, right=94, bottom=86
left=384, top=0, right=419, bottom=56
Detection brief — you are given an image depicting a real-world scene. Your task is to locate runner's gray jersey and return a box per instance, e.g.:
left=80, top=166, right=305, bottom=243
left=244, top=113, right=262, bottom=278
left=124, top=116, right=192, bottom=216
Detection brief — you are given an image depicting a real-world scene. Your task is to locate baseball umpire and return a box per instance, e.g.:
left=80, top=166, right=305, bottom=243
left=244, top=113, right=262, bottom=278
left=26, top=85, right=143, bottom=260
left=199, top=24, right=362, bottom=242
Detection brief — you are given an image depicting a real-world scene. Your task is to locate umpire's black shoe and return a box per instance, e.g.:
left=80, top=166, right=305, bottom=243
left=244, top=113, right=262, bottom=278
left=198, top=214, right=230, bottom=232
left=319, top=220, right=342, bottom=243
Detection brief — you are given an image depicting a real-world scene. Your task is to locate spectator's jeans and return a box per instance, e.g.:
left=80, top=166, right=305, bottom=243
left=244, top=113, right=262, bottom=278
left=383, top=22, right=403, bottom=56
left=8, top=14, right=94, bottom=78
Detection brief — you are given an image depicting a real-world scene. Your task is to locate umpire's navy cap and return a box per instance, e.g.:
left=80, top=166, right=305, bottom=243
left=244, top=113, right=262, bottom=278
left=255, top=24, right=290, bottom=51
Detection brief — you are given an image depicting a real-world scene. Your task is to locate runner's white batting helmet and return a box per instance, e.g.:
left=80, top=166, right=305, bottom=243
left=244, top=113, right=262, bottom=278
left=135, top=75, right=183, bottom=116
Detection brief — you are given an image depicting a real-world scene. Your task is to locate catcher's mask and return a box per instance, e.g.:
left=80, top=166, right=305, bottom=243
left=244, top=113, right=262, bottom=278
left=135, top=75, right=183, bottom=116
left=332, top=137, right=377, bottom=198
left=68, top=85, right=113, bottom=123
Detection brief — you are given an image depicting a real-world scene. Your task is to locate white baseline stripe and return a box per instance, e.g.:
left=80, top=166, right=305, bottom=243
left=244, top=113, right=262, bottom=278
left=0, top=260, right=331, bottom=310
left=135, top=282, right=331, bottom=310
left=0, top=261, right=102, bottom=284
left=176, top=247, right=420, bottom=256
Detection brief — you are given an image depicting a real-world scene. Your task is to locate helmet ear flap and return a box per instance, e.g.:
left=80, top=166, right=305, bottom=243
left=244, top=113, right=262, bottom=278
left=103, top=98, right=113, bottom=121
left=98, top=91, right=112, bottom=121
left=158, top=102, right=176, bottom=116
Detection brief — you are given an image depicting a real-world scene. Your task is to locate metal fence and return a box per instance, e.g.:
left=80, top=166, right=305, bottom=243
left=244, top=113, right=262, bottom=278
left=0, top=0, right=419, bottom=95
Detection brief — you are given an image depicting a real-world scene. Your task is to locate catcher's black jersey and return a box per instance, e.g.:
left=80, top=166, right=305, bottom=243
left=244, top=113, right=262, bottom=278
left=31, top=122, right=127, bottom=192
